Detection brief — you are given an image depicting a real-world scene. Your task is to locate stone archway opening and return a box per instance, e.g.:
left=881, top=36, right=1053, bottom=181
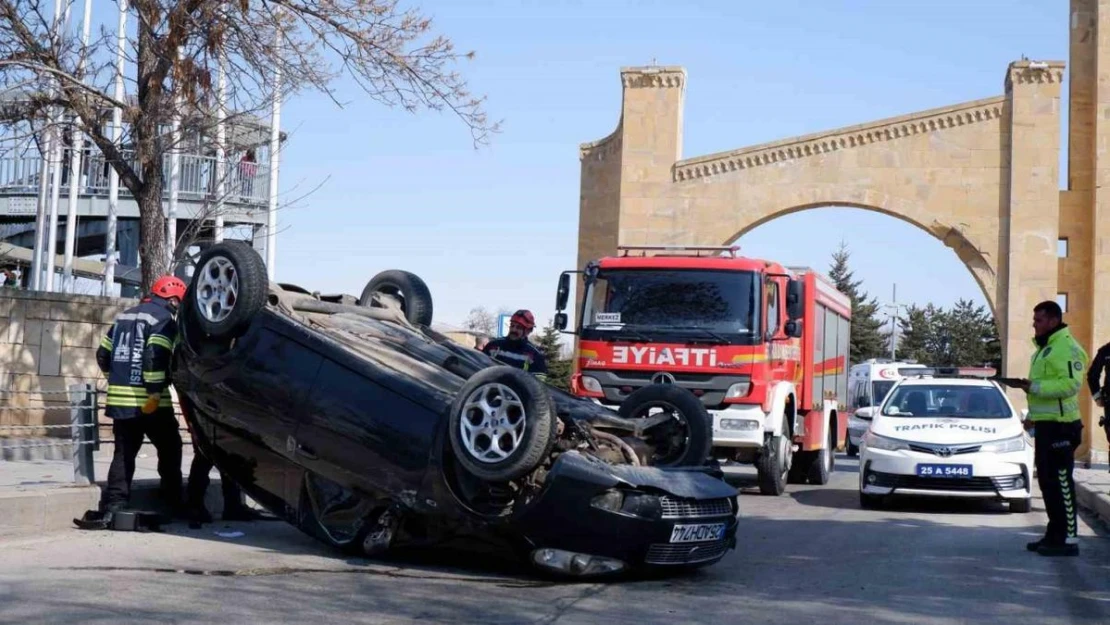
left=726, top=203, right=1003, bottom=367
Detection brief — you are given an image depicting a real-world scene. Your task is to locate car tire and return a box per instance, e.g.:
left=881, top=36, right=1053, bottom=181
left=359, top=269, right=434, bottom=326
left=188, top=240, right=268, bottom=340
left=448, top=366, right=557, bottom=483
left=1009, top=497, right=1032, bottom=513
left=616, top=384, right=712, bottom=467
left=846, top=438, right=859, bottom=457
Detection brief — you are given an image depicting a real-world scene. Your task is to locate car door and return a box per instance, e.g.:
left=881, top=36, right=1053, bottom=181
left=209, top=323, right=324, bottom=514
left=292, top=354, right=443, bottom=500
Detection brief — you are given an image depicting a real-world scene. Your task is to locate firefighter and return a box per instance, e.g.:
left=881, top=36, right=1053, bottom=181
left=1016, top=300, right=1088, bottom=557
left=1086, top=338, right=1110, bottom=471
left=482, top=309, right=548, bottom=380
left=94, top=275, right=187, bottom=516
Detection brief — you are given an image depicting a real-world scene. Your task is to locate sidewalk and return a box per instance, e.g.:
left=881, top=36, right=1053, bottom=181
left=1076, top=462, right=1110, bottom=529
left=0, top=441, right=225, bottom=538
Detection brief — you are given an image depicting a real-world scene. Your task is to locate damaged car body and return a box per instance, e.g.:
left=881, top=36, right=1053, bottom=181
left=171, top=241, right=740, bottom=577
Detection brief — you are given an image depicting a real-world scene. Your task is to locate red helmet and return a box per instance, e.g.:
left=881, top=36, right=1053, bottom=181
left=510, top=309, right=535, bottom=331
left=151, top=275, right=187, bottom=301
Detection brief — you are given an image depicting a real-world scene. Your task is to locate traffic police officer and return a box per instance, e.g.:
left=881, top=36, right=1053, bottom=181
left=1085, top=338, right=1110, bottom=468
left=482, top=309, right=548, bottom=381
left=95, top=275, right=187, bottom=515
left=1017, top=300, right=1087, bottom=557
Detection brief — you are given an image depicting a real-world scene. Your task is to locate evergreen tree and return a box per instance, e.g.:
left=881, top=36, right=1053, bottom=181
left=536, top=318, right=572, bottom=391
left=828, top=241, right=887, bottom=362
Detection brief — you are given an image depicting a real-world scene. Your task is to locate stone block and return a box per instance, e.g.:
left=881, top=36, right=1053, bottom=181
left=49, top=301, right=122, bottom=324
left=63, top=322, right=100, bottom=349
left=21, top=319, right=43, bottom=347
left=37, top=321, right=62, bottom=377
left=22, top=300, right=51, bottom=321
left=59, top=347, right=100, bottom=378
left=0, top=343, right=39, bottom=375
left=0, top=295, right=13, bottom=318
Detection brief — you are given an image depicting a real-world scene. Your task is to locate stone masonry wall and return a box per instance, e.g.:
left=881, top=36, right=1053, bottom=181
left=0, top=289, right=137, bottom=437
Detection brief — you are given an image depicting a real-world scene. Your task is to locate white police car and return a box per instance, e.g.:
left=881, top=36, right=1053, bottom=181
left=858, top=367, right=1034, bottom=513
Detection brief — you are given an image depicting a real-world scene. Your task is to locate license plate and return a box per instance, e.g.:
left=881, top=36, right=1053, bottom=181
left=916, top=464, right=973, bottom=478
left=669, top=523, right=726, bottom=544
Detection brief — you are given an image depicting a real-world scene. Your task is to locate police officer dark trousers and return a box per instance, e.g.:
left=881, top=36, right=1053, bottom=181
left=1020, top=300, right=1088, bottom=557
left=96, top=277, right=187, bottom=515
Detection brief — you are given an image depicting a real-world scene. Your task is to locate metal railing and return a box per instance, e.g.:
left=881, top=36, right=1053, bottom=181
left=0, top=384, right=98, bottom=485
left=0, top=150, right=271, bottom=207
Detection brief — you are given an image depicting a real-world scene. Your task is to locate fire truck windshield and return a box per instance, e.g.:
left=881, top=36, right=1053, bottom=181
left=580, top=268, right=760, bottom=343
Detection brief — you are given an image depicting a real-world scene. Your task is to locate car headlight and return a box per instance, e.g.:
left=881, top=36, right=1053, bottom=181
left=980, top=435, right=1027, bottom=453
left=863, top=431, right=910, bottom=452
left=589, top=489, right=661, bottom=519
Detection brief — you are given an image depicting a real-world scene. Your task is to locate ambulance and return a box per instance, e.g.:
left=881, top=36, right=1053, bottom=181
left=845, top=359, right=927, bottom=456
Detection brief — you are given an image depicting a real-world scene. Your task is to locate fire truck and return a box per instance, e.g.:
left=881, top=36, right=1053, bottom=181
left=552, top=245, right=852, bottom=496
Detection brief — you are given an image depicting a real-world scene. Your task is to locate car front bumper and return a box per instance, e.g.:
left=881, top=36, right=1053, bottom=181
left=509, top=451, right=740, bottom=576
left=860, top=448, right=1032, bottom=499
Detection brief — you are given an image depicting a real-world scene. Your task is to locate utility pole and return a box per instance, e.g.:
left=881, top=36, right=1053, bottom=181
left=882, top=283, right=906, bottom=361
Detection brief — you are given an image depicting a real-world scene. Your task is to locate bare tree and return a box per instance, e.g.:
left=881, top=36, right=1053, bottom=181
left=0, top=0, right=498, bottom=291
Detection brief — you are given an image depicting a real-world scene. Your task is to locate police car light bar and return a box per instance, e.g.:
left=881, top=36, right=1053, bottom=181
left=897, top=366, right=998, bottom=379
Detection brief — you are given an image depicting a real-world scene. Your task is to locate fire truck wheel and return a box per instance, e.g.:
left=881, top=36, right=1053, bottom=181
left=756, top=415, right=791, bottom=495
left=617, top=384, right=712, bottom=467
left=805, top=422, right=835, bottom=485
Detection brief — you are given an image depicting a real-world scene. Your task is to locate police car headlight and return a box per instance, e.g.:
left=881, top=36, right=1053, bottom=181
left=580, top=375, right=603, bottom=394
left=863, top=431, right=909, bottom=452
left=980, top=435, right=1026, bottom=453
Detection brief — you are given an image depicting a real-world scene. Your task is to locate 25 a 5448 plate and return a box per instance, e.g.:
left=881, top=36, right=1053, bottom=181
left=916, top=464, right=973, bottom=478
left=669, top=523, right=727, bottom=544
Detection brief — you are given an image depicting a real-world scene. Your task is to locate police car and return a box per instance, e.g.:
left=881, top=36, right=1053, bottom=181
left=857, top=367, right=1033, bottom=513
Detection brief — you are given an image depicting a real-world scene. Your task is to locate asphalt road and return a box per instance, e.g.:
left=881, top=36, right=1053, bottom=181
left=2, top=454, right=1109, bottom=624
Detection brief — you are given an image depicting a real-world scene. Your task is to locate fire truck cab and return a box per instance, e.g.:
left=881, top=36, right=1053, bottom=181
left=553, top=245, right=853, bottom=496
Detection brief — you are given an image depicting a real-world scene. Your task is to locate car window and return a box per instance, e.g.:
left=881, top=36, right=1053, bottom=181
left=880, top=384, right=1011, bottom=419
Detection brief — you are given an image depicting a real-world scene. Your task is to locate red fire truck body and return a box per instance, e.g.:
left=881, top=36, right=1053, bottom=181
left=553, top=245, right=852, bottom=495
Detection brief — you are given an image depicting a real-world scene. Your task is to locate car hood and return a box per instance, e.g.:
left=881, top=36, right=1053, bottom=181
left=872, top=416, right=1024, bottom=445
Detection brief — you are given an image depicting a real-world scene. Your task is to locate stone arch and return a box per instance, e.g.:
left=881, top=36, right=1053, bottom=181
left=723, top=200, right=1000, bottom=321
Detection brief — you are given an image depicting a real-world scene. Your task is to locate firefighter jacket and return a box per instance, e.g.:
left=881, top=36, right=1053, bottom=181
left=1027, top=324, right=1088, bottom=423
left=95, top=297, right=179, bottom=419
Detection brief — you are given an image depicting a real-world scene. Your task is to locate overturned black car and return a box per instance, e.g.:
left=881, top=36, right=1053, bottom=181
left=171, top=241, right=739, bottom=578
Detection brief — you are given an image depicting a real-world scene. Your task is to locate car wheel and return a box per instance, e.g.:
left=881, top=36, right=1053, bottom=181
left=188, top=240, right=268, bottom=340
left=616, top=384, right=712, bottom=467
left=1009, top=497, right=1032, bottom=513
left=447, top=366, right=557, bottom=483
left=359, top=269, right=434, bottom=326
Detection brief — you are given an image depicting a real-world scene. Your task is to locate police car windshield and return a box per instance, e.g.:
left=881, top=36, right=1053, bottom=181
left=880, top=384, right=1012, bottom=419
left=582, top=269, right=759, bottom=336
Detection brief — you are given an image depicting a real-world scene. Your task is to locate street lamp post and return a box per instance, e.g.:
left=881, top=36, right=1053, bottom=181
left=881, top=283, right=909, bottom=360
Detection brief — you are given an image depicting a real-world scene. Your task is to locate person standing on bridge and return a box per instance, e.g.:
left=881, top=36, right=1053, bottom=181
left=1015, top=300, right=1088, bottom=557
left=482, top=309, right=548, bottom=381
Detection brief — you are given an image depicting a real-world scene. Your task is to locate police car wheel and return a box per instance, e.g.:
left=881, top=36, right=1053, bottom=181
left=447, top=366, right=557, bottom=483
left=189, top=241, right=267, bottom=340
left=359, top=269, right=434, bottom=327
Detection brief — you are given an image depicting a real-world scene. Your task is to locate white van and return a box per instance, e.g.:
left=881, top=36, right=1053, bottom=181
left=844, top=359, right=928, bottom=456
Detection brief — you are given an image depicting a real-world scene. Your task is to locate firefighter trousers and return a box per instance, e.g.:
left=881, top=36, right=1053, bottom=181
left=100, top=409, right=183, bottom=512
left=1033, top=419, right=1083, bottom=545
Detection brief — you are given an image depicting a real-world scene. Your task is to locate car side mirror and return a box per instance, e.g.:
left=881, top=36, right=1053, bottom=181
left=786, top=279, right=804, bottom=320
left=855, top=407, right=876, bottom=420
left=554, top=312, right=568, bottom=330
left=556, top=272, right=571, bottom=311
left=784, top=320, right=802, bottom=338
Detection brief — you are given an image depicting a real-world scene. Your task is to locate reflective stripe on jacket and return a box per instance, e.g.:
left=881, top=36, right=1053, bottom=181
left=1026, top=325, right=1088, bottom=423
left=95, top=297, right=178, bottom=419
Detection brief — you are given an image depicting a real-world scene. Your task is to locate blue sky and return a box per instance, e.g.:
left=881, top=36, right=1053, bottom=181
left=271, top=0, right=1068, bottom=331
left=73, top=0, right=1070, bottom=328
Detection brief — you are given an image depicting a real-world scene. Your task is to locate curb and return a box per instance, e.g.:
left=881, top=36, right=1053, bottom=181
left=1076, top=480, right=1110, bottom=527
left=0, top=479, right=228, bottom=538
left=0, top=485, right=100, bottom=535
